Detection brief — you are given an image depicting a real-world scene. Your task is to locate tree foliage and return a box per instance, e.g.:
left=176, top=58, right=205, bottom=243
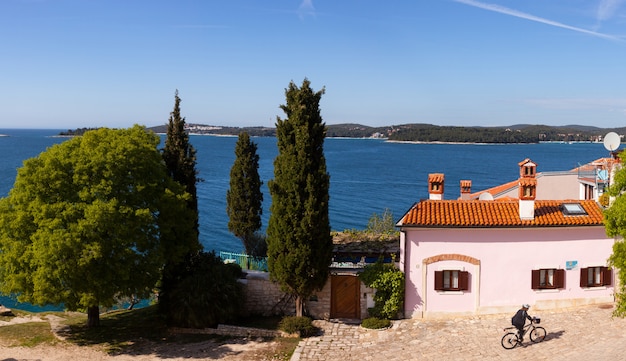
left=226, top=132, right=265, bottom=257
left=359, top=261, right=404, bottom=319
left=267, top=79, right=333, bottom=317
left=158, top=251, right=244, bottom=328
left=0, top=126, right=197, bottom=327
left=366, top=208, right=398, bottom=237
left=162, top=90, right=200, bottom=238
left=604, top=152, right=626, bottom=317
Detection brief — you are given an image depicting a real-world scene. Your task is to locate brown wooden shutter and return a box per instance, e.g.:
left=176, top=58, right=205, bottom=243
left=531, top=269, right=540, bottom=289
left=580, top=268, right=589, bottom=287
left=434, top=271, right=443, bottom=290
left=459, top=271, right=469, bottom=291
left=603, top=267, right=613, bottom=286
left=555, top=269, right=565, bottom=288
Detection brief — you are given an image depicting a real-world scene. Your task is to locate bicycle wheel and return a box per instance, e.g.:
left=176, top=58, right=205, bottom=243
left=501, top=332, right=519, bottom=349
left=529, top=326, right=546, bottom=343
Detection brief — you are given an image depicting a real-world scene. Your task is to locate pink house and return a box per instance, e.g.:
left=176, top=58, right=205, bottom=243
left=397, top=159, right=615, bottom=318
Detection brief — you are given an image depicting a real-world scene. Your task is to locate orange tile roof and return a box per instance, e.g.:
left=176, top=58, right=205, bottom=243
left=467, top=157, right=615, bottom=200
left=399, top=199, right=604, bottom=228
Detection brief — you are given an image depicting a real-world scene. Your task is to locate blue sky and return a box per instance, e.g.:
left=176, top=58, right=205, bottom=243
left=2, top=0, right=626, bottom=129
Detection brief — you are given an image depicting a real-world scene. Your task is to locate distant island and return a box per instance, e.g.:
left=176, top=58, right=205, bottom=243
left=60, top=123, right=626, bottom=144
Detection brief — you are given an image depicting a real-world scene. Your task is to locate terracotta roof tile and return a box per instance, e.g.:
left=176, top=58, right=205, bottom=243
left=428, top=173, right=444, bottom=183
left=399, top=199, right=604, bottom=228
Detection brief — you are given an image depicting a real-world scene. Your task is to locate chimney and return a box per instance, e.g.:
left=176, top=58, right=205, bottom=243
left=518, top=159, right=537, bottom=220
left=460, top=180, right=472, bottom=200
left=428, top=173, right=444, bottom=200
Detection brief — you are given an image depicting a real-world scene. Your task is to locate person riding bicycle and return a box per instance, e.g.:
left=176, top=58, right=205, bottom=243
left=511, top=304, right=533, bottom=343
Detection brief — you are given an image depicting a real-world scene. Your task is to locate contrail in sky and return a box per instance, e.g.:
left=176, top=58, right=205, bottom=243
left=455, top=0, right=622, bottom=41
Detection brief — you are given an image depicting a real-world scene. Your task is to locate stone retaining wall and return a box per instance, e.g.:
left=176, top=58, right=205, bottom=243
left=170, top=324, right=298, bottom=338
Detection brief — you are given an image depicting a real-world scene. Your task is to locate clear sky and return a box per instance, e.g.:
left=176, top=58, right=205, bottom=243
left=2, top=0, right=626, bottom=129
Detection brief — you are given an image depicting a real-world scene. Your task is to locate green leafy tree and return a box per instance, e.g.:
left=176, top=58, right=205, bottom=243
left=366, top=208, right=398, bottom=236
left=604, top=154, right=626, bottom=317
left=267, top=78, right=332, bottom=317
left=162, top=89, right=200, bottom=238
left=226, top=132, right=265, bottom=257
left=0, top=126, right=198, bottom=327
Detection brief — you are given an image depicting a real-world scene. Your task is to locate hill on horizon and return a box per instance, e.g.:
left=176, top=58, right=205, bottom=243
left=142, top=122, right=625, bottom=144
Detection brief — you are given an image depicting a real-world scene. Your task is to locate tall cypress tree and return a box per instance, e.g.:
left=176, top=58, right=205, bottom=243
left=226, top=132, right=265, bottom=257
left=267, top=78, right=332, bottom=317
left=162, top=90, right=200, bottom=239
left=159, top=90, right=202, bottom=321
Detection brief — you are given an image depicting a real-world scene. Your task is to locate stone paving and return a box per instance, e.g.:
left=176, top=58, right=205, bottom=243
left=291, top=303, right=626, bottom=361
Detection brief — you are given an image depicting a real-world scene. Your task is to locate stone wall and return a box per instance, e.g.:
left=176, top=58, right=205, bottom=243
left=241, top=270, right=374, bottom=320
left=240, top=271, right=294, bottom=317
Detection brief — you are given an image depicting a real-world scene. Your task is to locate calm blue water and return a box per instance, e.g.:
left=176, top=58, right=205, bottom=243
left=0, top=128, right=611, bottom=311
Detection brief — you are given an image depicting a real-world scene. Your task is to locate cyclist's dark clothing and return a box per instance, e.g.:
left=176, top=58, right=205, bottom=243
left=512, top=309, right=532, bottom=341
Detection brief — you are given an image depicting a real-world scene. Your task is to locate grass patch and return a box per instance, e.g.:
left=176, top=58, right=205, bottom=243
left=0, top=306, right=300, bottom=360
left=66, top=306, right=300, bottom=357
left=0, top=322, right=57, bottom=347
left=65, top=306, right=169, bottom=349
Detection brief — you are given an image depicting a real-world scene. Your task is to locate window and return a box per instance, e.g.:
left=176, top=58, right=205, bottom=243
left=531, top=268, right=565, bottom=289
left=434, top=270, right=469, bottom=291
left=580, top=266, right=612, bottom=287
left=562, top=203, right=587, bottom=216
left=524, top=166, right=535, bottom=176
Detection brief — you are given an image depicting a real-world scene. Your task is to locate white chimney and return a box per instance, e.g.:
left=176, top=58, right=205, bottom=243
left=518, top=159, right=537, bottom=220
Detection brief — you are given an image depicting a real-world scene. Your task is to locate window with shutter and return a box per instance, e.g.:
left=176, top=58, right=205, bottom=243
left=580, top=267, right=612, bottom=287
left=532, top=268, right=564, bottom=289
left=434, top=270, right=469, bottom=291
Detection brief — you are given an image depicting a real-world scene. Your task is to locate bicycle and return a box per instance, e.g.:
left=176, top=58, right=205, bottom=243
left=501, top=317, right=546, bottom=349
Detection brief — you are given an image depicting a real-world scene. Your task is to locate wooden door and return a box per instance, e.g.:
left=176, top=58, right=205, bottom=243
left=330, top=275, right=360, bottom=319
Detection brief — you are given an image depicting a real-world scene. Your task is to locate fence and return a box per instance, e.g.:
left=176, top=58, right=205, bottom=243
left=219, top=251, right=268, bottom=272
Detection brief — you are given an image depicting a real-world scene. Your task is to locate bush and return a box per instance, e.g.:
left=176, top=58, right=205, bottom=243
left=159, top=251, right=245, bottom=328
left=359, top=260, right=404, bottom=319
left=279, top=316, right=316, bottom=337
left=361, top=317, right=391, bottom=329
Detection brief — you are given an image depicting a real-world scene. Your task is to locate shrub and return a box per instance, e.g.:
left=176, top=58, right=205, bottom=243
left=361, top=317, right=391, bottom=329
left=279, top=316, right=316, bottom=337
left=159, top=251, right=244, bottom=328
left=359, top=260, right=405, bottom=319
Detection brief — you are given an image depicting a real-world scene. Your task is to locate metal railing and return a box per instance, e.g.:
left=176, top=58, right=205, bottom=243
left=219, top=251, right=268, bottom=272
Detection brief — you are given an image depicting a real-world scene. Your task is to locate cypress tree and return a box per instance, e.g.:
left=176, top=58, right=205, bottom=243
left=162, top=90, right=200, bottom=239
left=267, top=79, right=332, bottom=317
left=159, top=90, right=202, bottom=321
left=226, top=132, right=265, bottom=257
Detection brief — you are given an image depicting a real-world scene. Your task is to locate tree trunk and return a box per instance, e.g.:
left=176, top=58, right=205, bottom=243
left=87, top=306, right=100, bottom=328
left=295, top=296, right=304, bottom=317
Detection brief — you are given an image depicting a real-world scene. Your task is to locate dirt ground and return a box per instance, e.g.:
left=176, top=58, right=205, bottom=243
left=0, top=314, right=289, bottom=361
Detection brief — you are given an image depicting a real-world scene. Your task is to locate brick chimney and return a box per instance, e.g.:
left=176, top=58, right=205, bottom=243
left=518, top=159, right=537, bottom=220
left=460, top=180, right=472, bottom=200
left=428, top=173, right=444, bottom=200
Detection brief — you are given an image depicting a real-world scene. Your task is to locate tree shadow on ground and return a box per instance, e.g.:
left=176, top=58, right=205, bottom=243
left=62, top=306, right=295, bottom=359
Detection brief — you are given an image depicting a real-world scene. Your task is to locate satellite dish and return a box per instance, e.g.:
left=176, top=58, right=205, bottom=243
left=478, top=193, right=494, bottom=201
left=603, top=132, right=620, bottom=152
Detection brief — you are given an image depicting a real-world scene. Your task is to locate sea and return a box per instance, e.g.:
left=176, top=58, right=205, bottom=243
left=0, top=128, right=614, bottom=311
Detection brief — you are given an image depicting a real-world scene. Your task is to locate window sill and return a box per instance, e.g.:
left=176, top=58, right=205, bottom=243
left=436, top=290, right=465, bottom=295
left=582, top=286, right=608, bottom=291
left=533, top=288, right=561, bottom=293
